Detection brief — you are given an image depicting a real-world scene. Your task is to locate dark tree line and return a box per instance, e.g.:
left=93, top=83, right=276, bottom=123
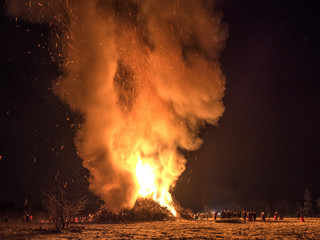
left=302, top=188, right=320, bottom=217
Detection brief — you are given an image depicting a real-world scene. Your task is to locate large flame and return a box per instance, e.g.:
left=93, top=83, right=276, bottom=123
left=135, top=155, right=177, bottom=216
left=135, top=157, right=176, bottom=215
left=8, top=0, right=227, bottom=215
left=136, top=158, right=156, bottom=197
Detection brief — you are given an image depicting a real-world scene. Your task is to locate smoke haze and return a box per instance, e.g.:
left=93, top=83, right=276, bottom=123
left=8, top=0, right=227, bottom=211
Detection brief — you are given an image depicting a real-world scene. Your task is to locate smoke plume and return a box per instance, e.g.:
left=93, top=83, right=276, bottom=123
left=8, top=0, right=227, bottom=211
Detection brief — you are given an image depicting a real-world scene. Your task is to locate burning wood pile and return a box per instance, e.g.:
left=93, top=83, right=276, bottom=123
left=93, top=198, right=192, bottom=222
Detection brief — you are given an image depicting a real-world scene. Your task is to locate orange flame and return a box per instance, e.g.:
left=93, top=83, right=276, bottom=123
left=9, top=0, right=226, bottom=215
left=135, top=156, right=177, bottom=216
left=136, top=158, right=156, bottom=197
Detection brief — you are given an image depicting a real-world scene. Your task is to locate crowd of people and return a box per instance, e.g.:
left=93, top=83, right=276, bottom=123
left=217, top=210, right=263, bottom=221
left=23, top=213, right=33, bottom=222
left=192, top=210, right=286, bottom=222
left=1, top=216, right=9, bottom=222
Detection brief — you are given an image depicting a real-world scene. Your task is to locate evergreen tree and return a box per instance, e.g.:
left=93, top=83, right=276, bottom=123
left=316, top=197, right=320, bottom=217
left=303, top=189, right=313, bottom=217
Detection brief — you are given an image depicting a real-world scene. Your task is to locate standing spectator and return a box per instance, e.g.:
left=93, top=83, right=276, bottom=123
left=243, top=210, right=247, bottom=220
left=214, top=211, right=218, bottom=220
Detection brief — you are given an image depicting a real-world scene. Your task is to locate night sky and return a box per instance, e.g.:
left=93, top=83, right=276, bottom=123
left=1, top=0, right=320, bottom=212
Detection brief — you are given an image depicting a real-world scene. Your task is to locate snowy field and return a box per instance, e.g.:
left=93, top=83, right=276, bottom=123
left=1, top=218, right=320, bottom=239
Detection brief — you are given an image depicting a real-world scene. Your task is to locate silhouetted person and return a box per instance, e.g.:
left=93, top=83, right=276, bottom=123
left=243, top=211, right=247, bottom=220
left=214, top=211, right=217, bottom=220
left=261, top=212, right=266, bottom=222
left=220, top=210, right=225, bottom=219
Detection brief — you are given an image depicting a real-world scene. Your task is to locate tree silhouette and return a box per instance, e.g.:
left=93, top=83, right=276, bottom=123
left=42, top=182, right=88, bottom=229
left=316, top=197, right=320, bottom=217
left=303, top=189, right=313, bottom=217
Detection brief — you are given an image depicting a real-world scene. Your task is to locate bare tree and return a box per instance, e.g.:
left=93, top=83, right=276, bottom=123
left=42, top=184, right=88, bottom=229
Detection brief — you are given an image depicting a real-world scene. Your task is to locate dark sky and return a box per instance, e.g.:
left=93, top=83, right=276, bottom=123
left=1, top=0, right=320, bottom=211
left=175, top=0, right=320, bottom=210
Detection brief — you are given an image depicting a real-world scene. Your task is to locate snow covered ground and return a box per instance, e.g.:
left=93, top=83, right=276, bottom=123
left=1, top=218, right=320, bottom=239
